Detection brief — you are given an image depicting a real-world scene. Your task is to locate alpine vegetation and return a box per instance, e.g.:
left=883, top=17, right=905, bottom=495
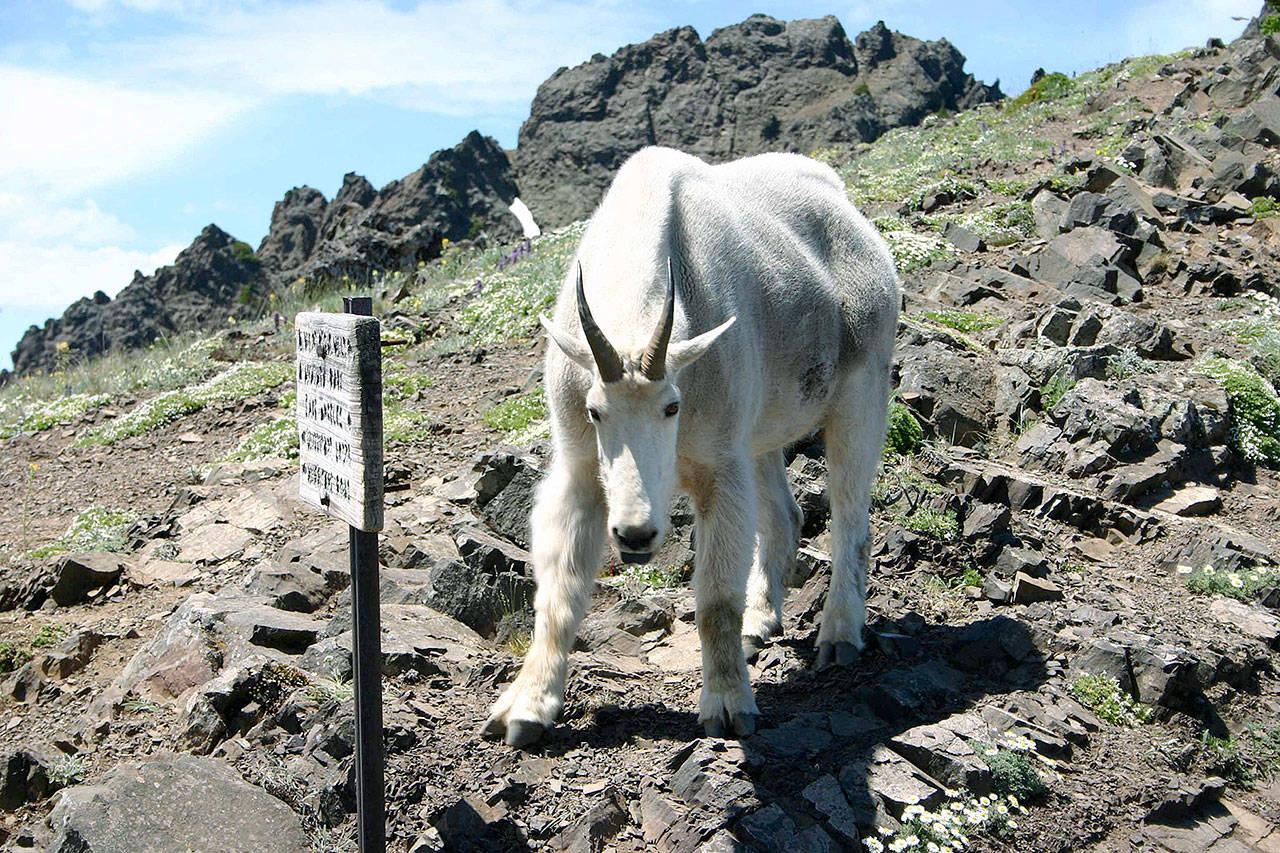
left=483, top=146, right=899, bottom=746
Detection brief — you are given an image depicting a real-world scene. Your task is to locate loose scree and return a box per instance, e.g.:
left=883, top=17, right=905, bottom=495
left=484, top=146, right=900, bottom=747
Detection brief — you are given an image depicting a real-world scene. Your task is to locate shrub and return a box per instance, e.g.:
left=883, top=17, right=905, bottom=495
left=1070, top=673, right=1153, bottom=726
left=1011, top=72, right=1074, bottom=108
left=900, top=506, right=960, bottom=539
left=1181, top=562, right=1271, bottom=601
left=1040, top=373, right=1076, bottom=410
left=31, top=624, right=68, bottom=648
left=1194, top=357, right=1280, bottom=464
left=1251, top=196, right=1278, bottom=218
left=885, top=402, right=924, bottom=455
left=984, top=748, right=1050, bottom=802
left=0, top=641, right=32, bottom=674
left=1262, top=15, right=1280, bottom=36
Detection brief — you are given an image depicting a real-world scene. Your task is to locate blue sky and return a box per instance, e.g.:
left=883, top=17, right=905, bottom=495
left=0, top=0, right=1262, bottom=369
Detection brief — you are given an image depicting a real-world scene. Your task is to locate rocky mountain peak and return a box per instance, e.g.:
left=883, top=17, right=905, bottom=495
left=514, top=14, right=1004, bottom=227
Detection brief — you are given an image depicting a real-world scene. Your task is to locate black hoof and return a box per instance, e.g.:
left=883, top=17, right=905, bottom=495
left=505, top=719, right=546, bottom=749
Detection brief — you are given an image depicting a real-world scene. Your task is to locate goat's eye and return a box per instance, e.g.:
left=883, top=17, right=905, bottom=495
left=664, top=402, right=679, bottom=417
left=587, top=407, right=601, bottom=423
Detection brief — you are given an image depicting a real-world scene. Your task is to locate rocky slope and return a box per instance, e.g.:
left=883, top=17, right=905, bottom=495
left=1, top=9, right=1280, bottom=853
left=515, top=15, right=1002, bottom=228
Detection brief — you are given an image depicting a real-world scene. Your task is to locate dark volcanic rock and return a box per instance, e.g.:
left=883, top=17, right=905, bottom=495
left=11, top=225, right=265, bottom=375
left=45, top=754, right=308, bottom=852
left=296, top=131, right=521, bottom=287
left=516, top=14, right=1001, bottom=226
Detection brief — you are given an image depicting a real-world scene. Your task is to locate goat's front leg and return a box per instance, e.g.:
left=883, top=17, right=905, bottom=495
left=483, top=454, right=605, bottom=747
left=690, top=456, right=760, bottom=737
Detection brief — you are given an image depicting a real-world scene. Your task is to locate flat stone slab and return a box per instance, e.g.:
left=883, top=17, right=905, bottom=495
left=46, top=754, right=308, bottom=852
left=1209, top=598, right=1280, bottom=648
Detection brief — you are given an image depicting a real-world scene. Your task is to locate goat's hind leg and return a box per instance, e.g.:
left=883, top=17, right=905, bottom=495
left=816, top=360, right=890, bottom=669
left=742, top=450, right=801, bottom=662
left=483, top=454, right=605, bottom=746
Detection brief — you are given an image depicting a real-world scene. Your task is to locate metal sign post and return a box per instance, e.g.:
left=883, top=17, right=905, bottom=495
left=296, top=296, right=385, bottom=852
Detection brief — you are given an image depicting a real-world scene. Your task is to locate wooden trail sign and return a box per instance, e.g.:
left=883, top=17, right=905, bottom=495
left=296, top=299, right=386, bottom=853
left=296, top=310, right=384, bottom=532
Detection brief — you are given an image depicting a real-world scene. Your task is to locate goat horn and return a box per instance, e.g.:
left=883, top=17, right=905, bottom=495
left=640, top=257, right=676, bottom=380
left=575, top=261, right=623, bottom=382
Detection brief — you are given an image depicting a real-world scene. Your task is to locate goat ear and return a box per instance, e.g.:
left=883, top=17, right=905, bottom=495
left=666, top=316, right=736, bottom=375
left=539, top=315, right=598, bottom=374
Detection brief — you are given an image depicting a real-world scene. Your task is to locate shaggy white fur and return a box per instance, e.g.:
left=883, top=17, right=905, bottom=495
left=483, top=146, right=899, bottom=746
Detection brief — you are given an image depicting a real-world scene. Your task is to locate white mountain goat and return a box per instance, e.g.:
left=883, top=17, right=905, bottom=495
left=483, top=146, right=899, bottom=746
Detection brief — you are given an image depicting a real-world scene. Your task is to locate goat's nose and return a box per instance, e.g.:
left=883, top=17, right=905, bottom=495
left=613, top=524, right=657, bottom=552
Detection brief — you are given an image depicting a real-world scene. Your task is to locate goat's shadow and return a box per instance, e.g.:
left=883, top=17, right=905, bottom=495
left=443, top=608, right=1052, bottom=851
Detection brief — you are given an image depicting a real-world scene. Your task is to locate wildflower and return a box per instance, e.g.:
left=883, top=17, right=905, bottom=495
left=1176, top=564, right=1193, bottom=574
left=865, top=841, right=884, bottom=853
left=29, top=462, right=39, bottom=472
left=55, top=341, right=70, bottom=353
left=227, top=316, right=237, bottom=324
left=927, top=843, right=940, bottom=853
left=1203, top=565, right=1215, bottom=575
left=442, top=237, right=450, bottom=246
left=1008, top=821, right=1017, bottom=830
left=997, top=803, right=1008, bottom=815
left=1230, top=574, right=1244, bottom=588
left=903, top=836, right=919, bottom=848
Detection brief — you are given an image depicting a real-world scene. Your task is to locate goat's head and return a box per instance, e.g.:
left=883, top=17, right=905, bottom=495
left=541, top=260, right=734, bottom=563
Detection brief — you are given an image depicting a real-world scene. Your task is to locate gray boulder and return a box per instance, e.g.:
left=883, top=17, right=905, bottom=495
left=45, top=754, right=308, bottom=852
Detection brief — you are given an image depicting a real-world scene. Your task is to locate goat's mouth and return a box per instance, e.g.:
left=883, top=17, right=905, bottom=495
left=620, top=551, right=653, bottom=564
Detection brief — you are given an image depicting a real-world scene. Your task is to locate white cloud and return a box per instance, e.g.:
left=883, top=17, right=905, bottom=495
left=0, top=239, right=181, bottom=313
left=0, top=66, right=249, bottom=196
left=0, top=195, right=135, bottom=246
left=1121, top=0, right=1260, bottom=55
left=121, top=0, right=658, bottom=114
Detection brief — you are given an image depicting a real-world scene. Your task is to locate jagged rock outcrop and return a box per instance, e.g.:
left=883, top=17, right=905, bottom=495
left=12, top=132, right=520, bottom=377
left=11, top=225, right=265, bottom=375
left=258, top=130, right=521, bottom=287
left=515, top=14, right=1003, bottom=227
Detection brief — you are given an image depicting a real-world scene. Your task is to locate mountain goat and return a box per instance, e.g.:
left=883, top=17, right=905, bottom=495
left=483, top=146, right=899, bottom=746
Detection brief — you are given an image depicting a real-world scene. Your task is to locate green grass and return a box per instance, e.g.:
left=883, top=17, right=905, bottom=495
left=923, top=309, right=1003, bottom=335
left=0, top=393, right=112, bottom=439
left=923, top=200, right=1036, bottom=247
left=77, top=360, right=292, bottom=446
left=228, top=416, right=298, bottom=463
left=1250, top=197, right=1279, bottom=218
left=1182, top=563, right=1272, bottom=601
left=900, top=506, right=960, bottom=539
left=458, top=222, right=585, bottom=345
left=620, top=563, right=687, bottom=588
left=1194, top=357, right=1280, bottom=464
left=1040, top=373, right=1076, bottom=410
left=31, top=624, right=68, bottom=648
left=885, top=402, right=924, bottom=455
left=483, top=388, right=547, bottom=434
left=878, top=227, right=955, bottom=273
left=1070, top=673, right=1154, bottom=726
left=27, top=507, right=139, bottom=559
